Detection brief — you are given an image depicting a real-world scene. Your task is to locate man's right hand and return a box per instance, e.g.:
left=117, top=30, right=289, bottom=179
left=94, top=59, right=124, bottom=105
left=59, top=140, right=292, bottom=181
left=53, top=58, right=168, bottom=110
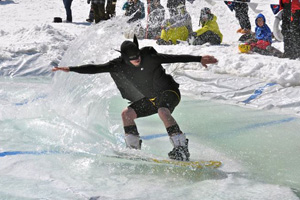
left=52, top=67, right=70, bottom=72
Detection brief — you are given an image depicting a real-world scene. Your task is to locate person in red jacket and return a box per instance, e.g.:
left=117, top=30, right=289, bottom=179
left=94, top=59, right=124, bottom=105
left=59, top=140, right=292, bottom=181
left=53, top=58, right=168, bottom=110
left=290, top=0, right=300, bottom=59
left=279, top=0, right=292, bottom=58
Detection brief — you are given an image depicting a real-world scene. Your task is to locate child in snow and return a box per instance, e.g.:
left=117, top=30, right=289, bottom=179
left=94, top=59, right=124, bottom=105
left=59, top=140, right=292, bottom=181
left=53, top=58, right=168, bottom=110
left=239, top=13, right=282, bottom=57
left=188, top=7, right=223, bottom=45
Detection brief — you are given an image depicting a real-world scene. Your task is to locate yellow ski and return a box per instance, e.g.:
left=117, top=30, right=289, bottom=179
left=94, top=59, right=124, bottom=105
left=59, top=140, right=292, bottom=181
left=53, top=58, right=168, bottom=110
left=107, top=152, right=222, bottom=169
left=151, top=158, right=222, bottom=169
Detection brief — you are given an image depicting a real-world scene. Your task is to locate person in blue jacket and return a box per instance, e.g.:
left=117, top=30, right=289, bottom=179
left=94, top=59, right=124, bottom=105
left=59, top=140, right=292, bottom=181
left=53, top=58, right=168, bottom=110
left=242, top=13, right=272, bottom=50
left=240, top=13, right=282, bottom=57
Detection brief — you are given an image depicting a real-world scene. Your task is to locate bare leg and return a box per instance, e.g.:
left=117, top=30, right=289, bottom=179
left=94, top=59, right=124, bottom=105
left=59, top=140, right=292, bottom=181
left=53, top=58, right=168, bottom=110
left=158, top=107, right=190, bottom=160
left=121, top=107, right=141, bottom=149
left=157, top=107, right=177, bottom=128
left=121, top=107, right=137, bottom=127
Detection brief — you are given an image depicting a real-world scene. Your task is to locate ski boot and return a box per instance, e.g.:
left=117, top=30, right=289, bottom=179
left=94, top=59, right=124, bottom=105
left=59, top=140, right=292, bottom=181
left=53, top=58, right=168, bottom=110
left=125, top=134, right=142, bottom=150
left=168, top=133, right=190, bottom=161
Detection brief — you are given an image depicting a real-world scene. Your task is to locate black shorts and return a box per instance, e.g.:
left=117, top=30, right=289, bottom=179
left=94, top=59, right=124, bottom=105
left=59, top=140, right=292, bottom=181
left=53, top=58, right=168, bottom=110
left=129, top=89, right=181, bottom=118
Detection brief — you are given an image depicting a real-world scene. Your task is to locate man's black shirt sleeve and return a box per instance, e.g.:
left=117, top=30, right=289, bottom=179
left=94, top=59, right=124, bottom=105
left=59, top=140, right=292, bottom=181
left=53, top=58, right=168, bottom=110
left=69, top=58, right=120, bottom=74
left=155, top=53, right=202, bottom=64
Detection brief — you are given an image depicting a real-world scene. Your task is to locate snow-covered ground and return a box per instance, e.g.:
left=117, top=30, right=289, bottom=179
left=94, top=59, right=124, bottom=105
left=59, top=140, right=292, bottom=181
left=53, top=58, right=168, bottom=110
left=1, top=0, right=299, bottom=116
left=1, top=1, right=300, bottom=199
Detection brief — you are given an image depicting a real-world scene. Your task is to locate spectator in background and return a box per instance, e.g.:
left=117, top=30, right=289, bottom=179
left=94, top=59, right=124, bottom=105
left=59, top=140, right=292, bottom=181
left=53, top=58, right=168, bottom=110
left=167, top=0, right=185, bottom=17
left=86, top=6, right=95, bottom=22
left=235, top=0, right=251, bottom=34
left=88, top=0, right=106, bottom=23
left=122, top=0, right=145, bottom=23
left=146, top=0, right=165, bottom=39
left=279, top=0, right=292, bottom=58
left=290, top=0, right=300, bottom=59
left=188, top=7, right=223, bottom=45
left=86, top=0, right=116, bottom=22
left=63, top=0, right=73, bottom=22
left=124, top=0, right=164, bottom=40
left=246, top=14, right=272, bottom=51
left=239, top=13, right=283, bottom=57
left=106, top=0, right=117, bottom=19
left=157, top=4, right=192, bottom=45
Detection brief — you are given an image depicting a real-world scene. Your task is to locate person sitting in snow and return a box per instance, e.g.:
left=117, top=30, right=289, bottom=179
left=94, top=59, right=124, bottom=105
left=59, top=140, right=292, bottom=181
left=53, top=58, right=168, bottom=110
left=188, top=7, right=223, bottom=46
left=122, top=0, right=145, bottom=23
left=239, top=13, right=283, bottom=57
left=156, top=4, right=192, bottom=45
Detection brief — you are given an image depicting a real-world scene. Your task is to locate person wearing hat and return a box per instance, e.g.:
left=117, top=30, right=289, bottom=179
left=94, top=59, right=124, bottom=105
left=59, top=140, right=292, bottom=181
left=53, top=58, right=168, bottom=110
left=52, top=36, right=218, bottom=161
left=188, top=7, right=223, bottom=46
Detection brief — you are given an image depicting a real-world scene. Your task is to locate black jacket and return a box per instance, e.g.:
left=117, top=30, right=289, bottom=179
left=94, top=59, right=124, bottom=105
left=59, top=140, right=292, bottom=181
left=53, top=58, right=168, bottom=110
left=70, top=47, right=202, bottom=102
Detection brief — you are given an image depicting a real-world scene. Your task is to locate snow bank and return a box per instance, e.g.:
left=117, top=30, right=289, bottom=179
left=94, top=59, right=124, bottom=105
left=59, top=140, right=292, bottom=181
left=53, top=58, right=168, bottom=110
left=1, top=0, right=300, bottom=115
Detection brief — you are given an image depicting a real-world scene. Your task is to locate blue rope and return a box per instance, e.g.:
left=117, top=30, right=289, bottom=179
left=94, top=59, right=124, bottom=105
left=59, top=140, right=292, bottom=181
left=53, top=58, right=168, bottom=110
left=242, top=83, right=277, bottom=104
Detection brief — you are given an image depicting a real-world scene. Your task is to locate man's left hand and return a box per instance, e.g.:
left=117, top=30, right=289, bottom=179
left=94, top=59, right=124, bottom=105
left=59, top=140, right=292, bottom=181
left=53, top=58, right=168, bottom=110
left=201, top=55, right=218, bottom=68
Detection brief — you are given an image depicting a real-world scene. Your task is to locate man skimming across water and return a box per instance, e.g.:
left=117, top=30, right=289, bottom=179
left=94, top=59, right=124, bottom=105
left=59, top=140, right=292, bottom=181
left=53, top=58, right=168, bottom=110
left=52, top=36, right=218, bottom=161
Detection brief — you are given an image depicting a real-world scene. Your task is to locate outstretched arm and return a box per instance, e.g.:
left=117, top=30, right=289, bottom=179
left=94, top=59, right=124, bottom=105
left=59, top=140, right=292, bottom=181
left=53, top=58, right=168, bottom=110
left=156, top=53, right=218, bottom=68
left=52, top=67, right=70, bottom=72
left=200, top=55, right=218, bottom=68
left=52, top=59, right=120, bottom=74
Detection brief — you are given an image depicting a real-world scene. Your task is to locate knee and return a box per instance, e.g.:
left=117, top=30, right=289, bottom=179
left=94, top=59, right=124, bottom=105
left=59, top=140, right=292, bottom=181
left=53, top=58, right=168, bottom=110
left=121, top=107, right=137, bottom=120
left=158, top=107, right=171, bottom=119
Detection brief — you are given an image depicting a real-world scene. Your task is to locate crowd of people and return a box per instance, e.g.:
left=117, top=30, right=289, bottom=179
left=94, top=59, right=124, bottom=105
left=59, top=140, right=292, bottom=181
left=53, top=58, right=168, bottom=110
left=62, top=0, right=299, bottom=59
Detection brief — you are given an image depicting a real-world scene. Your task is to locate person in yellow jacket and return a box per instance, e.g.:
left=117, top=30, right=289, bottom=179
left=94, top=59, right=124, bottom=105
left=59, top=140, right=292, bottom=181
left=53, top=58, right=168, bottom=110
left=188, top=7, right=223, bottom=45
left=157, top=4, right=192, bottom=45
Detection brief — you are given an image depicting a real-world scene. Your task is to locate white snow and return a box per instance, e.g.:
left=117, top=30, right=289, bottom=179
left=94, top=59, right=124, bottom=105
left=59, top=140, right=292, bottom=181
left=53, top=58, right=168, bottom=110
left=0, top=0, right=300, bottom=115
